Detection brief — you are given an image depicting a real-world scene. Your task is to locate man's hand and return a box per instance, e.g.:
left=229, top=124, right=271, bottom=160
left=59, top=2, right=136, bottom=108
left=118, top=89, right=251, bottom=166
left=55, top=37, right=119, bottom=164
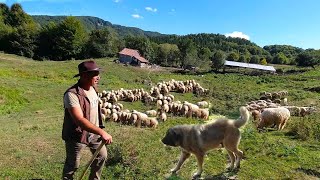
left=100, top=131, right=112, bottom=145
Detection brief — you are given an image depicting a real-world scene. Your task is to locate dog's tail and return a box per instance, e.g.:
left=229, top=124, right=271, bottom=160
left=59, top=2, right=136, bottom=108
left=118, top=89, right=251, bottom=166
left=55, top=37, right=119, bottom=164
left=234, top=106, right=250, bottom=128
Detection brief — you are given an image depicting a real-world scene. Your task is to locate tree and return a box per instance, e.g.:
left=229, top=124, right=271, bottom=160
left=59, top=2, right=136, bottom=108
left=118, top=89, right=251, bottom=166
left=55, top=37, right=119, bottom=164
left=184, top=46, right=198, bottom=69
left=84, top=27, right=120, bottom=58
left=125, top=36, right=155, bottom=61
left=0, top=3, right=10, bottom=24
left=8, top=23, right=38, bottom=58
left=295, top=52, right=319, bottom=68
left=238, top=55, right=246, bottom=62
left=249, top=55, right=260, bottom=64
left=263, top=44, right=303, bottom=63
left=211, top=50, right=225, bottom=72
left=0, top=3, right=12, bottom=52
left=198, top=47, right=212, bottom=71
left=260, top=58, right=267, bottom=65
left=8, top=3, right=34, bottom=27
left=178, top=38, right=198, bottom=69
left=34, top=22, right=57, bottom=60
left=227, top=51, right=240, bottom=61
left=273, top=52, right=288, bottom=64
left=156, top=43, right=180, bottom=66
left=167, top=44, right=180, bottom=67
left=5, top=3, right=38, bottom=58
left=53, top=16, right=88, bottom=60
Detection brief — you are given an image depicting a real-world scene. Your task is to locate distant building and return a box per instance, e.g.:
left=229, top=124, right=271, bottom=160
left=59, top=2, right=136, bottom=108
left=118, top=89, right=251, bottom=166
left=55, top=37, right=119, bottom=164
left=118, top=48, right=149, bottom=67
left=224, top=60, right=276, bottom=73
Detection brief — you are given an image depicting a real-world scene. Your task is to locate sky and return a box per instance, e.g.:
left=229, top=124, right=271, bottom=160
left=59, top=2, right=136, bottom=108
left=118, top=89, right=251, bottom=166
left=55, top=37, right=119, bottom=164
left=1, top=0, right=320, bottom=50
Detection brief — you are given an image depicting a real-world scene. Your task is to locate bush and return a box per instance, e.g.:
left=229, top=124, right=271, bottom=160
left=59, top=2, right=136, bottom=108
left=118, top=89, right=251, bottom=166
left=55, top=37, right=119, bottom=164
left=105, top=143, right=124, bottom=166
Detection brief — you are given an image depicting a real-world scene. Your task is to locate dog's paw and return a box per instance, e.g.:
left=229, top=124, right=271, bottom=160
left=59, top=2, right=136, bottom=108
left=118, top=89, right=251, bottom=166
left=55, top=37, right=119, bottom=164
left=226, top=165, right=234, bottom=171
left=192, top=172, right=201, bottom=179
left=170, top=168, right=178, bottom=174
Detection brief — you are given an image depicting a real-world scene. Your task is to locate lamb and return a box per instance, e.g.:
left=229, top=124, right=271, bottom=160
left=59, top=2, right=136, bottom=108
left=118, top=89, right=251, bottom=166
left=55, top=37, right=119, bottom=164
left=257, top=107, right=290, bottom=131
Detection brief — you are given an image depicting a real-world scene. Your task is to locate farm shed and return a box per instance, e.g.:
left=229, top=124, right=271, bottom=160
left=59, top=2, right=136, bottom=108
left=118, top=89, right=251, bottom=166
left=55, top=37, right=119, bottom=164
left=118, top=48, right=149, bottom=67
left=224, top=60, right=276, bottom=73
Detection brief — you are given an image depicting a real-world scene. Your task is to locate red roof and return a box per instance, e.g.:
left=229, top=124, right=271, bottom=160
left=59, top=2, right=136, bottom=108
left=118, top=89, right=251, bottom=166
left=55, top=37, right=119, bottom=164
left=119, top=48, right=149, bottom=63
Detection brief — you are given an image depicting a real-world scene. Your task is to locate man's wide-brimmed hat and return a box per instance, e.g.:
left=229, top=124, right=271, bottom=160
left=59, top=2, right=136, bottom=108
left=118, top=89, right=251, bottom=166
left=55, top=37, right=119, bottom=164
left=73, top=60, right=101, bottom=78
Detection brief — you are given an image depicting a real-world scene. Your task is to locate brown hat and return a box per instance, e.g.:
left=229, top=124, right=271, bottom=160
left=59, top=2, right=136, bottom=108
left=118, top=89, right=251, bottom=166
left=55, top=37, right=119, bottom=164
left=73, top=60, right=101, bottom=78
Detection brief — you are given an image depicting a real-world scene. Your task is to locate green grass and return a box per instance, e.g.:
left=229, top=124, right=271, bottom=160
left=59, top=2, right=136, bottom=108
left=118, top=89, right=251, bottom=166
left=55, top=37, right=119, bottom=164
left=0, top=53, right=319, bottom=179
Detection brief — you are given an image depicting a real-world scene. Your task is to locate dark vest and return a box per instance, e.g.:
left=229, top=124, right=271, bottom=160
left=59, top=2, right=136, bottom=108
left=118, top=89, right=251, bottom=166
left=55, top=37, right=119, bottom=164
left=62, top=82, right=104, bottom=145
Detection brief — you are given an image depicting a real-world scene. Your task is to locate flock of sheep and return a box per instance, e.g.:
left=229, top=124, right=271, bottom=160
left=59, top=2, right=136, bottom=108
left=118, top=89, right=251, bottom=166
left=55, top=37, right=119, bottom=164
left=98, top=80, right=316, bottom=131
left=98, top=79, right=210, bottom=128
left=246, top=90, right=316, bottom=130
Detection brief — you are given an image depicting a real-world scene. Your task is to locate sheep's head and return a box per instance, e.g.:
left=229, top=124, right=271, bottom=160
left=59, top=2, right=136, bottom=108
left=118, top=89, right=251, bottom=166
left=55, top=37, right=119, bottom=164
left=251, top=110, right=261, bottom=122
left=256, top=119, right=265, bottom=132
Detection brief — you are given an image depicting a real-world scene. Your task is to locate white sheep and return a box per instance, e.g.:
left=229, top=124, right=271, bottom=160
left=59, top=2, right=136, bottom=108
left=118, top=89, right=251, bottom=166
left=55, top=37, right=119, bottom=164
left=196, top=101, right=210, bottom=108
left=145, top=110, right=157, bottom=117
left=257, top=107, right=290, bottom=131
left=159, top=112, right=167, bottom=122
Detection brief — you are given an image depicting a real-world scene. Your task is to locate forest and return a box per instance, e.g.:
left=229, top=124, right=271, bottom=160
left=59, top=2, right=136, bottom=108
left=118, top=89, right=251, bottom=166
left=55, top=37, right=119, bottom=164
left=1, top=3, right=320, bottom=70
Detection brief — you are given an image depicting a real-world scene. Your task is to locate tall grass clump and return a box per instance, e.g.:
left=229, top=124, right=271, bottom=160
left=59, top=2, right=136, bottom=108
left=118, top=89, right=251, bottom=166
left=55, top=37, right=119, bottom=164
left=287, top=115, right=320, bottom=141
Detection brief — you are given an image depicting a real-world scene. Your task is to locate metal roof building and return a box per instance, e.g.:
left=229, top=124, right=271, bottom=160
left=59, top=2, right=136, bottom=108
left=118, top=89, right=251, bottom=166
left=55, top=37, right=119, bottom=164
left=224, top=60, right=276, bottom=72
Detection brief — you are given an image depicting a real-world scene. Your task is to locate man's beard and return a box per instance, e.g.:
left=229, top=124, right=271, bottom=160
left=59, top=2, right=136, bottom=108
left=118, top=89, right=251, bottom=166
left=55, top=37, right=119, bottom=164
left=93, top=83, right=99, bottom=92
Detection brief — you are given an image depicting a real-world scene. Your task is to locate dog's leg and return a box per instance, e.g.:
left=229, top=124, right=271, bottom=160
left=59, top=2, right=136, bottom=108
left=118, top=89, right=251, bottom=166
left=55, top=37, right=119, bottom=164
left=171, top=151, right=190, bottom=174
left=226, top=149, right=235, bottom=170
left=234, top=149, right=243, bottom=169
left=193, top=153, right=205, bottom=178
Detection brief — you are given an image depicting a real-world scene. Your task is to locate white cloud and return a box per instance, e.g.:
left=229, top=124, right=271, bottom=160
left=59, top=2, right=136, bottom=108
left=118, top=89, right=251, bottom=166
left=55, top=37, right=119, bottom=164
left=132, top=14, right=143, bottom=19
left=169, top=8, right=175, bottom=15
left=145, top=7, right=157, bottom=12
left=113, top=0, right=120, bottom=3
left=225, top=31, right=250, bottom=40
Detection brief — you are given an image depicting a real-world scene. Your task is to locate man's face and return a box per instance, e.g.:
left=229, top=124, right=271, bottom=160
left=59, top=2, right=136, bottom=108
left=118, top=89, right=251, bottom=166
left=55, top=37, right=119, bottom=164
left=85, top=71, right=100, bottom=86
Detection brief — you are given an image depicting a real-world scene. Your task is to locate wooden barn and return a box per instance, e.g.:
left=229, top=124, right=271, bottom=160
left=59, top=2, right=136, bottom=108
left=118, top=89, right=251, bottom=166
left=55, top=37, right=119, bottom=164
left=118, top=48, right=149, bottom=67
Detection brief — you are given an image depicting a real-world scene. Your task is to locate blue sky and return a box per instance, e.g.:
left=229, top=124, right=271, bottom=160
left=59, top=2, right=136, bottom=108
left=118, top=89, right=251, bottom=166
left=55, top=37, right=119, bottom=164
left=1, top=0, right=320, bottom=50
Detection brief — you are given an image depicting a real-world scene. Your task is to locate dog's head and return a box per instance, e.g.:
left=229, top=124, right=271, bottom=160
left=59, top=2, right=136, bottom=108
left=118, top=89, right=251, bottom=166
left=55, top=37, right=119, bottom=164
left=161, top=127, right=181, bottom=147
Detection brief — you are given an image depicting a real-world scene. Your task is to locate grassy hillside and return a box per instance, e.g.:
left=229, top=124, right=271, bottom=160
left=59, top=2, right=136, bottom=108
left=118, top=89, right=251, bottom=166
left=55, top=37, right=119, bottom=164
left=0, top=53, right=319, bottom=179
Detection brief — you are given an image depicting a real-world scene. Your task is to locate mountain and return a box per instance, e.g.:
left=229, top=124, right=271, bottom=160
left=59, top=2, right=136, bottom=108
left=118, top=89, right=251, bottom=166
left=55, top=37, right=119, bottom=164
left=31, top=15, right=165, bottom=37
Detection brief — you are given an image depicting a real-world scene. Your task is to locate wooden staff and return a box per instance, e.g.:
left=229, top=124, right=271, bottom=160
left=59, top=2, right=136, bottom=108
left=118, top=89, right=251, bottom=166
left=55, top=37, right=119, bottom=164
left=78, top=140, right=106, bottom=180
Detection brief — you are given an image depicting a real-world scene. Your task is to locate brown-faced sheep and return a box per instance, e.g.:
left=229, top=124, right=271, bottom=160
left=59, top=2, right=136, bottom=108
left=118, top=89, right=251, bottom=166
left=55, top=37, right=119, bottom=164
left=196, top=108, right=209, bottom=120
left=251, top=110, right=261, bottom=122
left=149, top=117, right=158, bottom=128
left=257, top=107, right=290, bottom=131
